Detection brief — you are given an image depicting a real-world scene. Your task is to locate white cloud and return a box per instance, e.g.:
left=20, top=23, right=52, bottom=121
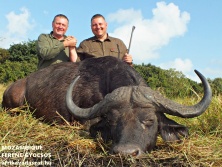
left=159, top=58, right=209, bottom=82
left=108, top=1, right=190, bottom=64
left=6, top=7, right=33, bottom=36
left=0, top=7, right=35, bottom=49
left=203, top=68, right=222, bottom=79
left=159, top=58, right=193, bottom=73
left=159, top=58, right=197, bottom=80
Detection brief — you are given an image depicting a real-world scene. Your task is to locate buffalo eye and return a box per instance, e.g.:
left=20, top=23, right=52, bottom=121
left=141, top=119, right=154, bottom=129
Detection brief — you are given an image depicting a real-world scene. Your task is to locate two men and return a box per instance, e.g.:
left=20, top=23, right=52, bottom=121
left=36, top=14, right=133, bottom=69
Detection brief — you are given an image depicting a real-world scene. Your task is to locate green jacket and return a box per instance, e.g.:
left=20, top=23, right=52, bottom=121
left=77, top=35, right=127, bottom=61
left=36, top=32, right=69, bottom=69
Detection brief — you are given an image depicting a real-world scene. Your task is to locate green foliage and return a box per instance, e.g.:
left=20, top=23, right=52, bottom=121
left=208, top=78, right=222, bottom=95
left=0, top=40, right=38, bottom=83
left=134, top=64, right=202, bottom=98
left=8, top=40, right=37, bottom=62
left=134, top=63, right=163, bottom=88
left=0, top=58, right=37, bottom=83
left=0, top=48, right=10, bottom=63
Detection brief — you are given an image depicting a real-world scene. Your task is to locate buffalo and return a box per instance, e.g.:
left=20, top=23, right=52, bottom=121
left=2, top=56, right=212, bottom=156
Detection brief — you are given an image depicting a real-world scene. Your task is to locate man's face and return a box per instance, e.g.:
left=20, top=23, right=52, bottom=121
left=91, top=17, right=107, bottom=39
left=52, top=17, right=68, bottom=38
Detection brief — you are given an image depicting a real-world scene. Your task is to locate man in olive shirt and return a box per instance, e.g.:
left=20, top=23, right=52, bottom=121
left=36, top=14, right=78, bottom=69
left=77, top=14, right=133, bottom=65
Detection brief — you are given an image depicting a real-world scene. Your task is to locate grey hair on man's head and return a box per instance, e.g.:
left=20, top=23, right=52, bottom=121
left=53, top=14, right=69, bottom=23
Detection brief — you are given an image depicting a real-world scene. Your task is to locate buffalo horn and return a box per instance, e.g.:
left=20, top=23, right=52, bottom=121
left=66, top=76, right=97, bottom=119
left=143, top=70, right=212, bottom=118
left=66, top=76, right=117, bottom=119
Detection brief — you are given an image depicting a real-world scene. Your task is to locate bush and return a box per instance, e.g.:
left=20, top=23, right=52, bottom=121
left=0, top=58, right=37, bottom=83
left=8, top=40, right=37, bottom=62
left=134, top=65, right=203, bottom=98
left=0, top=40, right=38, bottom=83
left=0, top=48, right=10, bottom=63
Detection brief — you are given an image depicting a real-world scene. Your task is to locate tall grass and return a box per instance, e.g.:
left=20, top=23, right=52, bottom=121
left=0, top=84, right=221, bottom=166
left=0, top=84, right=7, bottom=105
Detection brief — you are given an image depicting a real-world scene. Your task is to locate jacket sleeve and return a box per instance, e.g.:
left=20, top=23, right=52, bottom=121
left=36, top=34, right=65, bottom=60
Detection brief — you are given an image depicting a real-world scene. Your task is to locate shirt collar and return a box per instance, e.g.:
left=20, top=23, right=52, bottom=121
left=92, top=33, right=112, bottom=42
left=50, top=31, right=67, bottom=41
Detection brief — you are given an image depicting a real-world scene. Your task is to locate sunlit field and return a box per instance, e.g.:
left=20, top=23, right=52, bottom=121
left=0, top=84, right=221, bottom=166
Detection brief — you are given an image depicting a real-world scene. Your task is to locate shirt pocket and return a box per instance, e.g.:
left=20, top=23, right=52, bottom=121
left=109, top=48, right=121, bottom=58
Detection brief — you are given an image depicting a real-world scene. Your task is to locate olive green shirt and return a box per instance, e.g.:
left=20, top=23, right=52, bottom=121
left=77, top=35, right=127, bottom=61
left=36, top=32, right=69, bottom=69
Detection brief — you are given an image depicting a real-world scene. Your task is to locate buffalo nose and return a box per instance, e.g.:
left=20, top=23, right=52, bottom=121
left=112, top=144, right=143, bottom=157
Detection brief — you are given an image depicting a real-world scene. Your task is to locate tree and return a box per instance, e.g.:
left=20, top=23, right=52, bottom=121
left=0, top=58, right=37, bottom=83
left=8, top=40, right=37, bottom=62
left=0, top=40, right=38, bottom=83
left=134, top=64, right=203, bottom=98
left=0, top=48, right=10, bottom=63
left=210, top=78, right=222, bottom=95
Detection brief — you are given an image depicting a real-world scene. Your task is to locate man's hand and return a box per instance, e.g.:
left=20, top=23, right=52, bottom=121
left=122, top=53, right=133, bottom=66
left=64, top=36, right=77, bottom=47
left=63, top=36, right=78, bottom=62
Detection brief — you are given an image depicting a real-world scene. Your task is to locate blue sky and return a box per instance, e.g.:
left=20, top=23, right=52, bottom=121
left=0, top=0, right=221, bottom=81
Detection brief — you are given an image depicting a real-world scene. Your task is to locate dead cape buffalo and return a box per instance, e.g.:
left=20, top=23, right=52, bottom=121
left=2, top=56, right=212, bottom=156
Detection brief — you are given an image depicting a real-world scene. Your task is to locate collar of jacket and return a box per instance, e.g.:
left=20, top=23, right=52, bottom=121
left=92, top=33, right=112, bottom=42
left=50, top=31, right=67, bottom=42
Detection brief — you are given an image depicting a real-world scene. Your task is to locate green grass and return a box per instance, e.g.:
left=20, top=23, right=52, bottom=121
left=0, top=84, right=221, bottom=166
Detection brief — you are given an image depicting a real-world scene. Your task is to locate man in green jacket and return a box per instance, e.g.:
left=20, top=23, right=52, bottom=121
left=77, top=14, right=133, bottom=66
left=36, top=14, right=78, bottom=69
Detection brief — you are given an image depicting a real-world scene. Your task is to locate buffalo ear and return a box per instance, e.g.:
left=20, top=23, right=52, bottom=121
left=156, top=112, right=189, bottom=141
